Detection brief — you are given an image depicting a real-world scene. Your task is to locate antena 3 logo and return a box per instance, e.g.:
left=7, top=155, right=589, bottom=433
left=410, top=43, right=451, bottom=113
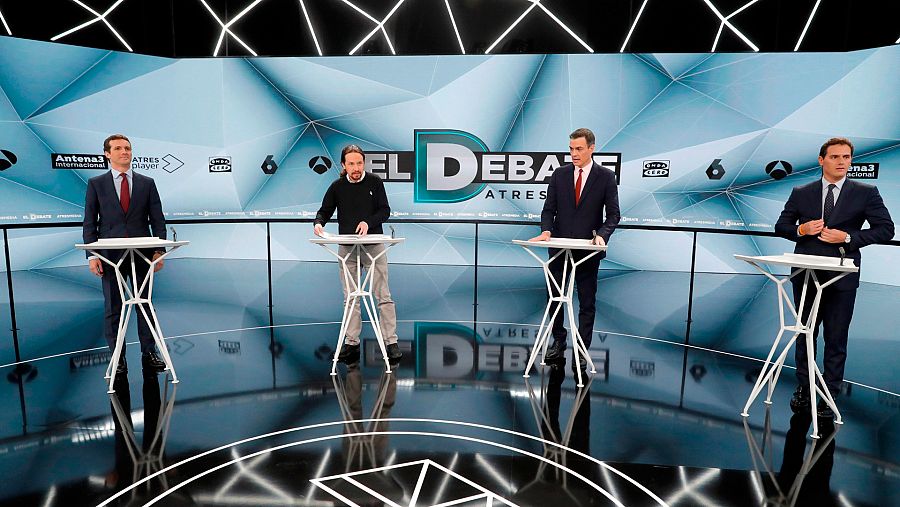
left=407, top=129, right=621, bottom=204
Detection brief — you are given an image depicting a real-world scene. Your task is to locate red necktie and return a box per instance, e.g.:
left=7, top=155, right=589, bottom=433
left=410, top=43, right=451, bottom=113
left=119, top=173, right=130, bottom=213
left=574, top=168, right=583, bottom=206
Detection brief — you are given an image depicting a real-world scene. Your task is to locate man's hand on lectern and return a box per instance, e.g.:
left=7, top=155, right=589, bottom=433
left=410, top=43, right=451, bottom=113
left=89, top=258, right=103, bottom=277
left=152, top=252, right=164, bottom=272
left=592, top=235, right=606, bottom=246
left=529, top=231, right=551, bottom=242
left=314, top=223, right=324, bottom=237
left=356, top=221, right=369, bottom=235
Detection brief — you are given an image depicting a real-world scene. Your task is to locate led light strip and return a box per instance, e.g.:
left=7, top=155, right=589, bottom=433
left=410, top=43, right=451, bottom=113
left=712, top=0, right=759, bottom=52
left=51, top=0, right=132, bottom=52
left=485, top=1, right=540, bottom=54
left=794, top=0, right=822, bottom=51
left=445, top=0, right=465, bottom=54
left=198, top=0, right=264, bottom=56
left=299, top=0, right=323, bottom=56
left=532, top=1, right=593, bottom=52
left=702, top=0, right=759, bottom=51
left=348, top=0, right=406, bottom=55
left=620, top=0, right=649, bottom=52
left=0, top=7, right=11, bottom=35
left=487, top=0, right=592, bottom=54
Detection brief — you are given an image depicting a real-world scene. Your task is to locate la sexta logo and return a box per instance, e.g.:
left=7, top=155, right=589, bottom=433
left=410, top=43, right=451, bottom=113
left=706, top=159, right=725, bottom=180
left=209, top=156, right=232, bottom=173
left=0, top=149, right=17, bottom=171
left=309, top=156, right=332, bottom=175
left=261, top=155, right=278, bottom=175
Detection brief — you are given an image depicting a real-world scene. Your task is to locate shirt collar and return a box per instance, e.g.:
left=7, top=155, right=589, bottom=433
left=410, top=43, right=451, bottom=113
left=346, top=171, right=366, bottom=183
left=111, top=167, right=132, bottom=179
left=822, top=175, right=846, bottom=190
left=576, top=160, right=593, bottom=172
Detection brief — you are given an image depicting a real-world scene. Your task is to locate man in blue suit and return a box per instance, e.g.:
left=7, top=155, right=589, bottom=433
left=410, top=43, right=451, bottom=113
left=530, top=128, right=620, bottom=370
left=775, top=137, right=894, bottom=418
left=83, top=134, right=168, bottom=375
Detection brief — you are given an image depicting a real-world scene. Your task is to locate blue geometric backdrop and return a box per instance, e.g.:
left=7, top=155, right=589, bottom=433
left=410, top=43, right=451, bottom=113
left=0, top=37, right=898, bottom=276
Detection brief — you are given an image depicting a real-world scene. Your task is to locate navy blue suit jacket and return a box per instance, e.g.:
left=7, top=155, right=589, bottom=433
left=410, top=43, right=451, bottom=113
left=775, top=178, right=894, bottom=289
left=82, top=171, right=167, bottom=260
left=540, top=162, right=620, bottom=258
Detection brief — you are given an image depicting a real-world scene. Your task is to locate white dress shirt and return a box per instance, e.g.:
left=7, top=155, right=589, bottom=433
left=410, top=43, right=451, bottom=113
left=574, top=160, right=592, bottom=202
left=820, top=176, right=846, bottom=216
left=111, top=167, right=134, bottom=200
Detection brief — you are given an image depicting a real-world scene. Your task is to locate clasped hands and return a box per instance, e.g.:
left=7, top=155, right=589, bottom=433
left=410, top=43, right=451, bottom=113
left=799, top=219, right=847, bottom=244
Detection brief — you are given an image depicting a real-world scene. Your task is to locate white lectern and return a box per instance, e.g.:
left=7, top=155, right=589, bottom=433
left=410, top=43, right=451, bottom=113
left=735, top=252, right=857, bottom=438
left=75, top=237, right=188, bottom=393
left=310, top=234, right=404, bottom=375
left=513, top=238, right=607, bottom=387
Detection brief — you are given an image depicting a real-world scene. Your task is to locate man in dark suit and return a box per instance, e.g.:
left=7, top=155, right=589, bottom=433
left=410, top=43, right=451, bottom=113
left=530, top=128, right=620, bottom=370
left=775, top=137, right=894, bottom=418
left=83, top=134, right=168, bottom=375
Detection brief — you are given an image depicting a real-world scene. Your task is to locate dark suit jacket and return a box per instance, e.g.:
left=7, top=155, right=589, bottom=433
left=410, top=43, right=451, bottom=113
left=775, top=178, right=894, bottom=289
left=540, top=162, right=620, bottom=258
left=82, top=171, right=167, bottom=260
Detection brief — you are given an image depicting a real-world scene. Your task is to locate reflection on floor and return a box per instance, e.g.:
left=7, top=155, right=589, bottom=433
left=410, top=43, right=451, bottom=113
left=1, top=318, right=897, bottom=506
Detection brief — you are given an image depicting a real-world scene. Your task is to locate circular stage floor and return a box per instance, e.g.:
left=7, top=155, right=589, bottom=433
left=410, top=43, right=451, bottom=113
left=1, top=320, right=897, bottom=506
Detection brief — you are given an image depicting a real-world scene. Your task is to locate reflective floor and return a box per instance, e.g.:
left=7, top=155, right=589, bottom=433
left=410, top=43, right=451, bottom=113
left=2, top=321, right=898, bottom=506
left=1, top=262, right=898, bottom=506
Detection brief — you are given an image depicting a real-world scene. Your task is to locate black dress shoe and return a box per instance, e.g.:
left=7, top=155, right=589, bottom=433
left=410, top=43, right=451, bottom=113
left=142, top=351, right=166, bottom=373
left=544, top=341, right=566, bottom=362
left=338, top=343, right=360, bottom=364
left=386, top=343, right=402, bottom=363
left=115, top=357, right=128, bottom=375
left=790, top=385, right=810, bottom=413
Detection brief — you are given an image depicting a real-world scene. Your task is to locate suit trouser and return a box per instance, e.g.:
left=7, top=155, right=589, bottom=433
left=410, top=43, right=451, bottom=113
left=792, top=276, right=856, bottom=394
left=548, top=248, right=601, bottom=349
left=338, top=243, right=398, bottom=346
left=101, top=252, right=158, bottom=354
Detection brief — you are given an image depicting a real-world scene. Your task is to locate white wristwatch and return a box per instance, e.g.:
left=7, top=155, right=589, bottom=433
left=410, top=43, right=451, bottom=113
left=844, top=233, right=851, bottom=243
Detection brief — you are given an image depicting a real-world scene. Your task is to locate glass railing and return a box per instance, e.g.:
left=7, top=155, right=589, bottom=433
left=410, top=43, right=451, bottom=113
left=2, top=219, right=898, bottom=390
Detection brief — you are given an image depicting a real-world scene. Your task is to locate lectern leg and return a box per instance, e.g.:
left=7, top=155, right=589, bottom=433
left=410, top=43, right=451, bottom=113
left=360, top=292, right=391, bottom=373
left=566, top=252, right=599, bottom=387
left=331, top=296, right=359, bottom=376
left=107, top=302, right=133, bottom=393
left=563, top=253, right=586, bottom=387
left=533, top=299, right=553, bottom=366
left=105, top=289, right=130, bottom=380
left=139, top=302, right=179, bottom=384
left=523, top=300, right=564, bottom=378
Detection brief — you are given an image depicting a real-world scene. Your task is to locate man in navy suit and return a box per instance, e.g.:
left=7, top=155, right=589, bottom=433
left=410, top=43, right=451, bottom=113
left=775, top=137, right=894, bottom=418
left=83, top=134, right=168, bottom=375
left=530, top=128, right=620, bottom=370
